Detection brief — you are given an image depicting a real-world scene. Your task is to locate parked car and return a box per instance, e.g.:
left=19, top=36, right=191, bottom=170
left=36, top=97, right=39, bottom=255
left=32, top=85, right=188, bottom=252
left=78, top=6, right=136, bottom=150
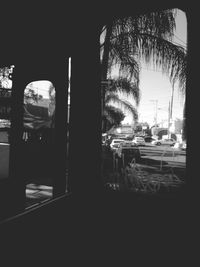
left=132, top=136, right=145, bottom=146
left=173, top=142, right=182, bottom=149
left=151, top=138, right=176, bottom=146
left=110, top=138, right=125, bottom=151
left=118, top=141, right=136, bottom=148
left=144, top=136, right=156, bottom=143
left=181, top=141, right=187, bottom=150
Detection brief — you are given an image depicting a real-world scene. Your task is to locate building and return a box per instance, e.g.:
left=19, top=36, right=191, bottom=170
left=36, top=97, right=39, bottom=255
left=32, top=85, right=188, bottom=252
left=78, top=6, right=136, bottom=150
left=107, top=124, right=134, bottom=138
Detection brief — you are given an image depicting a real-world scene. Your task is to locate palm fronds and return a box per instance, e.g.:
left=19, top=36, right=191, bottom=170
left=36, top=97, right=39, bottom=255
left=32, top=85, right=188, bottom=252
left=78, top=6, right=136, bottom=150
left=105, top=93, right=138, bottom=121
left=103, top=105, right=125, bottom=125
left=135, top=33, right=187, bottom=92
left=100, top=8, right=187, bottom=131
left=106, top=77, right=140, bottom=105
left=101, top=8, right=186, bottom=93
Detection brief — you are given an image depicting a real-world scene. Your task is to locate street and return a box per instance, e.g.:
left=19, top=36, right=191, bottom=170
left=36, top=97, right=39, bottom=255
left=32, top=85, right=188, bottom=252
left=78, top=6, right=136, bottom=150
left=139, top=144, right=186, bottom=168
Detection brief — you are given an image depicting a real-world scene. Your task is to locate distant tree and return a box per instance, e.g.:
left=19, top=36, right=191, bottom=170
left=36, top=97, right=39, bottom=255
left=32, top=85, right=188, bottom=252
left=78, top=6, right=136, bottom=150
left=134, top=123, right=143, bottom=132
left=24, top=88, right=43, bottom=104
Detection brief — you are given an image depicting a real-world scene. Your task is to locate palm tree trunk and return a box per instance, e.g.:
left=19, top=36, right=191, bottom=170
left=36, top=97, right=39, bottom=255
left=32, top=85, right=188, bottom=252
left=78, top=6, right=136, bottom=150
left=101, top=23, right=113, bottom=132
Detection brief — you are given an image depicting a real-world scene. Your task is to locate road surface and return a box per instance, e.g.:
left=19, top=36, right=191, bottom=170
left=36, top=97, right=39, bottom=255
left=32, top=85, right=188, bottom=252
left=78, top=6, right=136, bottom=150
left=139, top=144, right=186, bottom=168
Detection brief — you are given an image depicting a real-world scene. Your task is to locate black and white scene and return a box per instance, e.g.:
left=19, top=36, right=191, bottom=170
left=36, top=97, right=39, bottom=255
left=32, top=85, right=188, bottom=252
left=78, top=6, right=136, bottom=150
left=0, top=6, right=192, bottom=261
left=101, top=9, right=186, bottom=197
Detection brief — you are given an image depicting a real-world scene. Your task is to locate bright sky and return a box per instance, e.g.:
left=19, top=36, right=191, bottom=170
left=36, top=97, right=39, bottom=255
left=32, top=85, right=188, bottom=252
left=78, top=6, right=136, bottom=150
left=25, top=80, right=53, bottom=99
left=120, top=9, right=187, bottom=126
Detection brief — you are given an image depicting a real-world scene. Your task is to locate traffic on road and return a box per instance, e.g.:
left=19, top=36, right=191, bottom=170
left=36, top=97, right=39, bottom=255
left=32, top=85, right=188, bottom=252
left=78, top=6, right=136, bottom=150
left=102, top=133, right=186, bottom=194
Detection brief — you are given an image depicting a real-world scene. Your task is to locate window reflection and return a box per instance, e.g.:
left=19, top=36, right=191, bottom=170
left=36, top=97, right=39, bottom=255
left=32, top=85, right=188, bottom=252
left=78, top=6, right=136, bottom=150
left=23, top=81, right=55, bottom=138
left=100, top=9, right=186, bottom=196
left=23, top=80, right=56, bottom=208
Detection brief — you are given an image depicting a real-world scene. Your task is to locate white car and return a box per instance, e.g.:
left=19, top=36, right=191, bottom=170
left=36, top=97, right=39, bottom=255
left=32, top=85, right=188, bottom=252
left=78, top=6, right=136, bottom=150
left=132, top=136, right=145, bottom=146
left=151, top=138, right=176, bottom=146
left=110, top=139, right=125, bottom=151
left=182, top=141, right=186, bottom=150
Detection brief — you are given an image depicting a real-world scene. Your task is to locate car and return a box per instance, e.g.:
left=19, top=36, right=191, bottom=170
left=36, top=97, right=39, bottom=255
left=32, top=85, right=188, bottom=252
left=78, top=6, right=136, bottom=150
left=181, top=141, right=187, bottom=150
left=173, top=142, right=182, bottom=149
left=118, top=141, right=136, bottom=148
left=144, top=136, right=156, bottom=143
left=151, top=138, right=176, bottom=146
left=132, top=136, right=145, bottom=146
left=110, top=138, right=125, bottom=151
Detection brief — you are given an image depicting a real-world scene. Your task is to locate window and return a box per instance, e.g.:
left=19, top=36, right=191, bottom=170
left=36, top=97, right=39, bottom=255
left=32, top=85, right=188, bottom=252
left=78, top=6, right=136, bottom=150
left=23, top=80, right=55, bottom=208
left=100, top=8, right=187, bottom=196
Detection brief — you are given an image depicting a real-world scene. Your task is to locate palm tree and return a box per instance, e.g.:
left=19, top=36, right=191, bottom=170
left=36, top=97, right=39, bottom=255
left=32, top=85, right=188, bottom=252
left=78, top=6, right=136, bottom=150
left=100, top=8, right=187, bottom=134
left=103, top=105, right=125, bottom=131
left=102, top=77, right=140, bottom=131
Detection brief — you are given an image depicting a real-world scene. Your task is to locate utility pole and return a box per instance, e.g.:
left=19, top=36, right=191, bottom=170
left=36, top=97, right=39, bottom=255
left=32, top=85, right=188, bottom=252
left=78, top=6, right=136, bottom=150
left=150, top=99, right=158, bottom=126
left=168, top=100, right=171, bottom=138
left=168, top=83, right=175, bottom=138
left=170, top=83, right=175, bottom=120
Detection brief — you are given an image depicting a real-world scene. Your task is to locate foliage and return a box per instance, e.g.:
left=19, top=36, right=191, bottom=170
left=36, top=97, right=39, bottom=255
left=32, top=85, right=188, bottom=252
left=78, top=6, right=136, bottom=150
left=102, top=77, right=139, bottom=129
left=103, top=105, right=125, bottom=131
left=100, top=9, right=186, bottom=92
left=100, top=9, right=187, bottom=132
left=24, top=88, right=43, bottom=103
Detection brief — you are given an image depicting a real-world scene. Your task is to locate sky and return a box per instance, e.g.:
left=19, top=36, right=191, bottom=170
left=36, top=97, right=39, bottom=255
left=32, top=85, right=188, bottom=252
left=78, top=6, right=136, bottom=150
left=120, top=9, right=187, bottom=126
left=25, top=80, right=52, bottom=99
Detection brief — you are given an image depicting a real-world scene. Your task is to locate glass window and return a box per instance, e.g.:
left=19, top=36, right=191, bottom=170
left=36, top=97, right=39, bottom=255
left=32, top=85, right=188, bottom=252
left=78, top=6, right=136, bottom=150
left=23, top=80, right=55, bottom=208
left=100, top=9, right=187, bottom=197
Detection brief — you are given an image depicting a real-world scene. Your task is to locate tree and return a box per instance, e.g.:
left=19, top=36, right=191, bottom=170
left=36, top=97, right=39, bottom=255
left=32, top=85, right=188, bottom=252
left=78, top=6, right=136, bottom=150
left=100, top=8, right=187, bottom=134
left=24, top=88, right=43, bottom=104
left=102, top=76, right=140, bottom=131
left=103, top=105, right=125, bottom=131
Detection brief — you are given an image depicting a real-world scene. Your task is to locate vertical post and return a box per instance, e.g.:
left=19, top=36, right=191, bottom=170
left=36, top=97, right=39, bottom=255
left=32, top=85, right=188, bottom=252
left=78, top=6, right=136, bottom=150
left=155, top=100, right=158, bottom=126
left=150, top=99, right=158, bottom=126
left=168, top=83, right=175, bottom=139
left=170, top=83, right=175, bottom=119
left=168, top=100, right=171, bottom=138
left=53, top=58, right=69, bottom=197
